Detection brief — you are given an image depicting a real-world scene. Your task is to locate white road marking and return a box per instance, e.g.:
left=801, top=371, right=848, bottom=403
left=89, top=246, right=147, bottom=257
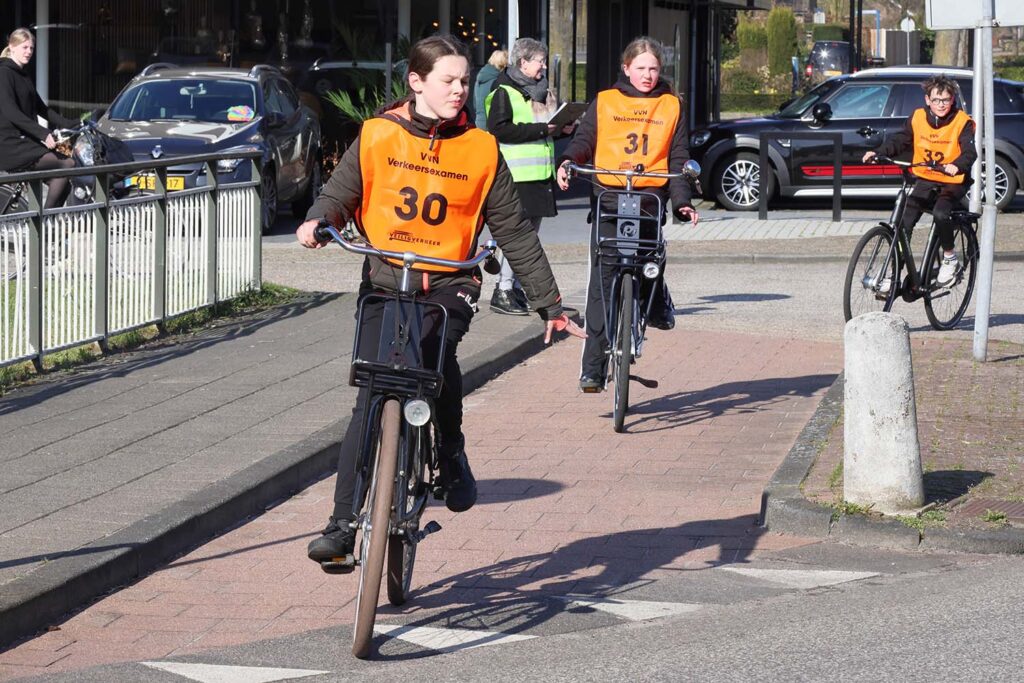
left=373, top=623, right=536, bottom=653
left=721, top=567, right=880, bottom=589
left=555, top=596, right=702, bottom=621
left=141, top=662, right=328, bottom=683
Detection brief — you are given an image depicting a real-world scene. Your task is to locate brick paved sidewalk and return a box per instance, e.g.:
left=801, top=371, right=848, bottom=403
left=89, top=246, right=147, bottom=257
left=0, top=328, right=840, bottom=679
left=804, top=337, right=1024, bottom=531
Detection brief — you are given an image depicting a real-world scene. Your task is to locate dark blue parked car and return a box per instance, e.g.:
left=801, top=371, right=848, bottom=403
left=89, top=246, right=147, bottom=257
left=95, top=64, right=322, bottom=232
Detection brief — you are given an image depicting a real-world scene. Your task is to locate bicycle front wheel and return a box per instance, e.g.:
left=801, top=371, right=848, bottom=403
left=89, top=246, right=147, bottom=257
left=386, top=422, right=429, bottom=606
left=352, top=399, right=401, bottom=659
left=844, top=224, right=898, bottom=322
left=924, top=223, right=978, bottom=330
left=612, top=276, right=633, bottom=433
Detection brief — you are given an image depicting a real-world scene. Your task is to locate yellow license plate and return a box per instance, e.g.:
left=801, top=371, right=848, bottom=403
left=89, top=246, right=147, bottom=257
left=825, top=69, right=842, bottom=77
left=129, top=175, right=185, bottom=191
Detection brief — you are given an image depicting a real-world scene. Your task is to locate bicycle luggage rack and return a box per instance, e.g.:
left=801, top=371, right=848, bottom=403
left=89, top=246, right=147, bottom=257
left=349, top=294, right=447, bottom=399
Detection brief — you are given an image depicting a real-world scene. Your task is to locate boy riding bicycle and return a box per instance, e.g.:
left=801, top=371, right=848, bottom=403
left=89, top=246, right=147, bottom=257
left=862, top=74, right=977, bottom=287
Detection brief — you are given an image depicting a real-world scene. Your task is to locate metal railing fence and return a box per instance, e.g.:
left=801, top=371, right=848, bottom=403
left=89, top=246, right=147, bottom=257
left=1, top=150, right=262, bottom=370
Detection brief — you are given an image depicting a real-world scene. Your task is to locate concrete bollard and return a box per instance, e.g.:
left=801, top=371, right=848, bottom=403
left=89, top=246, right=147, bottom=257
left=843, top=312, right=924, bottom=514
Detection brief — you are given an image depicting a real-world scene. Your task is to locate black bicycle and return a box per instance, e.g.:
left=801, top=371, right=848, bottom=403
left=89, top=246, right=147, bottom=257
left=843, top=156, right=980, bottom=330
left=565, top=161, right=700, bottom=432
left=313, top=221, right=496, bottom=659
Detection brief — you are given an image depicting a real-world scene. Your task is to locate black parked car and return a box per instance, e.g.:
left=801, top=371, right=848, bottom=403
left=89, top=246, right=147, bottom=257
left=690, top=66, right=1024, bottom=211
left=805, top=40, right=850, bottom=85
left=96, top=64, right=322, bottom=232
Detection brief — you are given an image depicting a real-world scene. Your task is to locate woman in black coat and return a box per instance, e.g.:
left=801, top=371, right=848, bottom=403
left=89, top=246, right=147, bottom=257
left=0, top=28, right=77, bottom=209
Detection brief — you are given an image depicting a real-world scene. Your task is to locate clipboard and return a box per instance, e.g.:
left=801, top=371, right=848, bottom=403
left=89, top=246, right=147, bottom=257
left=546, top=101, right=588, bottom=129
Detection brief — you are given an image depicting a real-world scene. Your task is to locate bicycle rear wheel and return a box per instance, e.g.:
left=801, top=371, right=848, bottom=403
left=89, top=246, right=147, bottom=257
left=924, top=223, right=978, bottom=330
left=844, top=224, right=898, bottom=322
left=612, top=276, right=633, bottom=433
left=386, top=422, right=429, bottom=606
left=352, top=399, right=400, bottom=659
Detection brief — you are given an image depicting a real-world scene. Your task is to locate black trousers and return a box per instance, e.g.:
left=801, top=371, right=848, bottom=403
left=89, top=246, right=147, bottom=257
left=32, top=152, right=75, bottom=210
left=332, top=282, right=478, bottom=520
left=901, top=179, right=971, bottom=252
left=580, top=195, right=669, bottom=378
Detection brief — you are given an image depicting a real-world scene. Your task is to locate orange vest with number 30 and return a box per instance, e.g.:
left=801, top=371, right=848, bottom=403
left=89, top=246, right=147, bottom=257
left=358, top=115, right=499, bottom=272
left=911, top=108, right=971, bottom=184
left=593, top=89, right=681, bottom=188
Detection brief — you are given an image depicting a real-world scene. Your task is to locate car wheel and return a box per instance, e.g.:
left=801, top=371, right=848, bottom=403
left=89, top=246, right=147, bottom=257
left=714, top=151, right=773, bottom=212
left=969, top=156, right=1018, bottom=211
left=261, top=167, right=278, bottom=234
left=291, top=158, right=322, bottom=218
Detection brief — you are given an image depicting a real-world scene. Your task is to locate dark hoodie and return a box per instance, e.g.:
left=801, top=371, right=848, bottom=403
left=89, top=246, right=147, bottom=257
left=558, top=74, right=693, bottom=213
left=875, top=103, right=978, bottom=181
left=307, top=98, right=564, bottom=320
left=0, top=57, right=77, bottom=172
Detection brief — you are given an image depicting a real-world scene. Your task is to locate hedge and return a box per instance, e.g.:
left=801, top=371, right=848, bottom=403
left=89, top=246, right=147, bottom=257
left=721, top=93, right=789, bottom=112
left=767, top=7, right=798, bottom=77
left=812, top=24, right=847, bottom=41
left=738, top=20, right=768, bottom=50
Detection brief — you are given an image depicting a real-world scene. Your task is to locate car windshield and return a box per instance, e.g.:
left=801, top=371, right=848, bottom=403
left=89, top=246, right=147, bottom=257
left=108, top=79, right=258, bottom=123
left=777, top=80, right=841, bottom=118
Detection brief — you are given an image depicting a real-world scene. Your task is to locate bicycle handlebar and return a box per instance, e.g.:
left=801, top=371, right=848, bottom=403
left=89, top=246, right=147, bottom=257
left=313, top=220, right=497, bottom=271
left=868, top=155, right=942, bottom=170
left=564, top=162, right=686, bottom=181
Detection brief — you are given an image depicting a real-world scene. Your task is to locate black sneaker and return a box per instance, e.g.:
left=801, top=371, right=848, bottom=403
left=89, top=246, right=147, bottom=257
left=579, top=374, right=605, bottom=393
left=647, top=310, right=675, bottom=330
left=511, top=286, right=533, bottom=312
left=439, top=451, right=478, bottom=512
left=490, top=287, right=529, bottom=315
left=307, top=517, right=356, bottom=573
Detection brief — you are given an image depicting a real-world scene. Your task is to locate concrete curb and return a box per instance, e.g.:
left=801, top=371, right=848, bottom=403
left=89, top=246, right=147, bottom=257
left=761, top=373, right=1024, bottom=555
left=0, top=308, right=575, bottom=650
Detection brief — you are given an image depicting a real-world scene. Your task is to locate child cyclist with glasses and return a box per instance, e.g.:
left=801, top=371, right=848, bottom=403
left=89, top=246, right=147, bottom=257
left=296, top=35, right=584, bottom=570
left=862, top=74, right=977, bottom=287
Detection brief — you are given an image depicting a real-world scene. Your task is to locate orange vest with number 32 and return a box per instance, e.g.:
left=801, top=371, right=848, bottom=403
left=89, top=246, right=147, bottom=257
left=911, top=108, right=971, bottom=184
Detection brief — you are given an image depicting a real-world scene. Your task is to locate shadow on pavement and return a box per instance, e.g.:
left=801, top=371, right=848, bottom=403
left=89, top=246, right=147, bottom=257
left=698, top=293, right=791, bottom=303
left=0, top=293, right=343, bottom=416
left=372, top=513, right=764, bottom=660
left=614, top=374, right=837, bottom=434
left=924, top=470, right=993, bottom=505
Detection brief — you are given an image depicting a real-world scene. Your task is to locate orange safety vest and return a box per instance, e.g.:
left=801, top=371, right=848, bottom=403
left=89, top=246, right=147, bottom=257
left=911, top=108, right=972, bottom=184
left=593, top=89, right=681, bottom=188
left=357, top=116, right=498, bottom=272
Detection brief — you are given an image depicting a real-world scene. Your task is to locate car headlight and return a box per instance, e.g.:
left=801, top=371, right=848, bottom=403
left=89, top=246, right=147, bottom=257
left=217, top=158, right=243, bottom=173
left=73, top=137, right=95, bottom=166
left=690, top=130, right=711, bottom=148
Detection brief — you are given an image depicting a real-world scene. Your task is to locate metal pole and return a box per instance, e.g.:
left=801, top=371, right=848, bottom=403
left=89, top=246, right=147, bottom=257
left=570, top=0, right=577, bottom=101
left=970, top=26, right=983, bottom=213
left=35, top=0, right=49, bottom=102
left=973, top=0, right=997, bottom=361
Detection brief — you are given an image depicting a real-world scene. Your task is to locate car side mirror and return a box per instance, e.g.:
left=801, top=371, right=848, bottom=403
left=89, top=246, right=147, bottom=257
left=811, top=103, right=833, bottom=123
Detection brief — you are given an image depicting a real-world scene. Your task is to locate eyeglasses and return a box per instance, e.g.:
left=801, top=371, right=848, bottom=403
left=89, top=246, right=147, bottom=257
left=930, top=97, right=953, bottom=105
left=528, top=56, right=546, bottom=65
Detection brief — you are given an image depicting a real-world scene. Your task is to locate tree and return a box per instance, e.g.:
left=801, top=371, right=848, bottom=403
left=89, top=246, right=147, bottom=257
left=767, top=7, right=798, bottom=77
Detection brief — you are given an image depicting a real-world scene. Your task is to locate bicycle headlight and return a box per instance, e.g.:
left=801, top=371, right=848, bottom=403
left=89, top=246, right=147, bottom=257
left=73, top=137, right=95, bottom=166
left=642, top=262, right=661, bottom=280
left=403, top=399, right=431, bottom=427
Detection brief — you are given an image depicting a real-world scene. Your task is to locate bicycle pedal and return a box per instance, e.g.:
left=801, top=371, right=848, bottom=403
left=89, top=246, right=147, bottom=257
left=319, top=555, right=356, bottom=574
left=410, top=520, right=442, bottom=544
left=580, top=385, right=604, bottom=394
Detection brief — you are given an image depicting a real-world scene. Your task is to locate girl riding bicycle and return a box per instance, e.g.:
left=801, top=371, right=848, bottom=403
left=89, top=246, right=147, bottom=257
left=296, top=35, right=584, bottom=569
left=0, top=28, right=78, bottom=210
left=555, top=36, right=699, bottom=392
left=862, top=74, right=977, bottom=287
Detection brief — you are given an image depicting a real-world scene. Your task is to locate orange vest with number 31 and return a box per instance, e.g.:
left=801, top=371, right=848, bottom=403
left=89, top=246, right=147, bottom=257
left=358, top=115, right=499, bottom=272
left=593, top=89, right=681, bottom=188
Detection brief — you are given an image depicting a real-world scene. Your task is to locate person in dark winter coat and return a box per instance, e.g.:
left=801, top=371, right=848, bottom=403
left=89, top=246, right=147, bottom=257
left=0, top=28, right=77, bottom=209
left=556, top=36, right=698, bottom=393
left=473, top=49, right=506, bottom=129
left=296, top=35, right=585, bottom=571
left=484, top=37, right=574, bottom=315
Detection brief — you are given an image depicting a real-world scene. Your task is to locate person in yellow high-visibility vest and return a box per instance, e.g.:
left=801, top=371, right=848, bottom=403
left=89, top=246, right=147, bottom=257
left=863, top=74, right=977, bottom=288
left=485, top=37, right=575, bottom=314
